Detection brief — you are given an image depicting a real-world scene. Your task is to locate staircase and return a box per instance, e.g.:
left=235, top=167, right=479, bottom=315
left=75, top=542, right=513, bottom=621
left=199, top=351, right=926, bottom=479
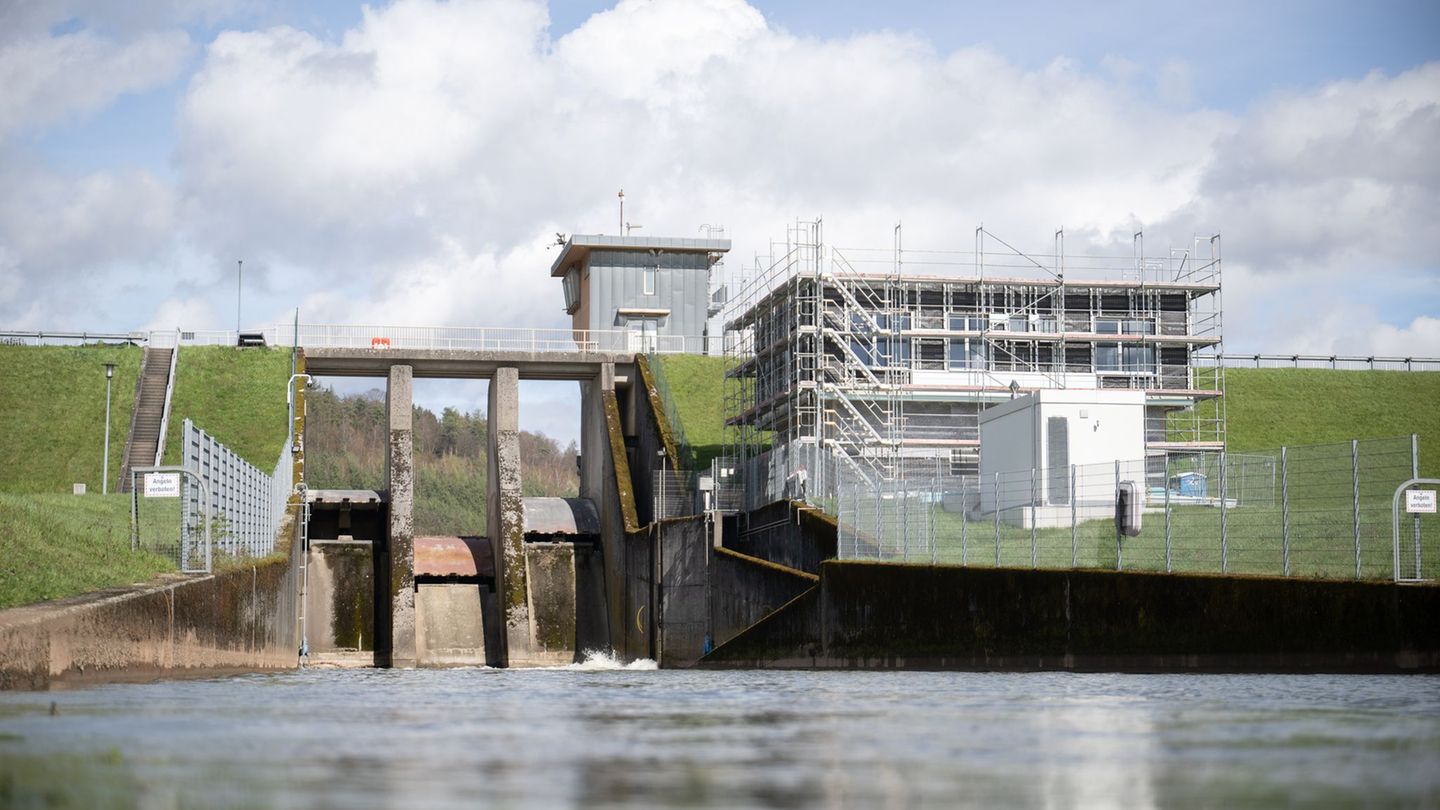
left=119, top=347, right=172, bottom=492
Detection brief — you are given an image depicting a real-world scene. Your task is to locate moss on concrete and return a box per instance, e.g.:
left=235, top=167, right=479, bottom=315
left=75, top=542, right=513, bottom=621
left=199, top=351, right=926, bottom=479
left=602, top=390, right=640, bottom=532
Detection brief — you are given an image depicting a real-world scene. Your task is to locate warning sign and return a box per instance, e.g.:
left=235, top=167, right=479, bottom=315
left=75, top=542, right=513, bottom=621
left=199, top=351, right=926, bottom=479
left=144, top=472, right=181, bottom=498
left=1406, top=489, right=1436, bottom=514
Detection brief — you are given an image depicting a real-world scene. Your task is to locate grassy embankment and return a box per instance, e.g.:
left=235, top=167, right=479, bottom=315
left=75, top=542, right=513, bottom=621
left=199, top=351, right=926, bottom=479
left=927, top=368, right=1440, bottom=577
left=651, top=353, right=750, bottom=472
left=0, top=345, right=293, bottom=609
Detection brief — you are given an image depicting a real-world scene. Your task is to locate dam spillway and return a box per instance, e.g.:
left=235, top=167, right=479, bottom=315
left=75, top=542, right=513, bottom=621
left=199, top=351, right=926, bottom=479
left=299, top=347, right=645, bottom=669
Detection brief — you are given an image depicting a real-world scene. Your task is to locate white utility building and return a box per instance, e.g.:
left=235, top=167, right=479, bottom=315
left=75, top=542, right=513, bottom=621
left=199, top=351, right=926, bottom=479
left=979, top=389, right=1146, bottom=526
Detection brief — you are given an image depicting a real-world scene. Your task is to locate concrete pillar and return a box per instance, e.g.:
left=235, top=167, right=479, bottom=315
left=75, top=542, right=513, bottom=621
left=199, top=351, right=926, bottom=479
left=386, top=364, right=417, bottom=668
left=488, top=366, right=526, bottom=665
left=579, top=363, right=615, bottom=502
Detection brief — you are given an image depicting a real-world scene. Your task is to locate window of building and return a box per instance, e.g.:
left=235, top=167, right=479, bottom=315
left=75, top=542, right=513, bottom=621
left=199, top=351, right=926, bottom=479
left=1096, top=343, right=1155, bottom=373
left=1095, top=318, right=1122, bottom=335
left=1123, top=344, right=1155, bottom=372
left=561, top=267, right=581, bottom=314
left=948, top=338, right=986, bottom=370
left=1096, top=342, right=1121, bottom=371
left=850, top=339, right=873, bottom=366
left=875, top=337, right=912, bottom=368
left=643, top=265, right=657, bottom=295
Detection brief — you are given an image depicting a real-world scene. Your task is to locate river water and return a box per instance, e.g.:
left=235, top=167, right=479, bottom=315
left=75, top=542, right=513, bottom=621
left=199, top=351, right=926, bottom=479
left=1, top=661, right=1437, bottom=808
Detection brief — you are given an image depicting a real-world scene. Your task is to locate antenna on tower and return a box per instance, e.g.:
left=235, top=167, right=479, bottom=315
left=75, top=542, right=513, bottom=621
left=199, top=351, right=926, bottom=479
left=618, top=188, right=624, bottom=234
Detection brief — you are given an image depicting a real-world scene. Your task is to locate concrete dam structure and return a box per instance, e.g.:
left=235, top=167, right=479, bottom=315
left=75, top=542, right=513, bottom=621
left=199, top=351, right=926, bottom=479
left=290, top=345, right=1440, bottom=674
left=299, top=347, right=744, bottom=668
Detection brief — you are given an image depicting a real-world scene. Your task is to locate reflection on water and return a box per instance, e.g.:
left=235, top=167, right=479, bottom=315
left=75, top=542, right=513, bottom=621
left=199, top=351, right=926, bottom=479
left=0, top=666, right=1437, bottom=808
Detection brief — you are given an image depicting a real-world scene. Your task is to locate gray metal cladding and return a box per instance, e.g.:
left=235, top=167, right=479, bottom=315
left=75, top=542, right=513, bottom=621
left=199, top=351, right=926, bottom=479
left=586, top=250, right=711, bottom=338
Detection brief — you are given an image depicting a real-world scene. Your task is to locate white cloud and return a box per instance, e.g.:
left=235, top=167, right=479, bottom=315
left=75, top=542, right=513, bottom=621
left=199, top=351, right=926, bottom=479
left=1369, top=316, right=1440, bottom=358
left=0, top=28, right=192, bottom=141
left=0, top=0, right=1433, bottom=372
left=161, top=0, right=1236, bottom=336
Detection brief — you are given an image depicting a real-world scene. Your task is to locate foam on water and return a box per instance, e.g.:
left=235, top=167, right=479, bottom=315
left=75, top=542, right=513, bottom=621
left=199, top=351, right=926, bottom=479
left=546, top=650, right=658, bottom=671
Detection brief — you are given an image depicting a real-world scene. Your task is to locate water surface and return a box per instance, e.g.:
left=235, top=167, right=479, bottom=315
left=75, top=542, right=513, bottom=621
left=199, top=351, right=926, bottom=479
left=1, top=663, right=1436, bottom=808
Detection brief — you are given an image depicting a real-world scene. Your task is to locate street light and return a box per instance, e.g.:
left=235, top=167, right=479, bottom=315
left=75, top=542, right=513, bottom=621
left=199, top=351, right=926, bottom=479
left=102, top=362, right=116, bottom=495
left=236, top=259, right=243, bottom=336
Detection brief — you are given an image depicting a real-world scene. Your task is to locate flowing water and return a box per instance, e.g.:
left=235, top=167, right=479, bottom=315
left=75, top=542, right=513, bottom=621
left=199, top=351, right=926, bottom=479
left=1, top=660, right=1437, bottom=808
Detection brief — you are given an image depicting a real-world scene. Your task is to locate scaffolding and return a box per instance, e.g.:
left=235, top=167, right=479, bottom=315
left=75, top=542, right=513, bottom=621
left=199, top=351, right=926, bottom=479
left=718, top=219, right=1226, bottom=543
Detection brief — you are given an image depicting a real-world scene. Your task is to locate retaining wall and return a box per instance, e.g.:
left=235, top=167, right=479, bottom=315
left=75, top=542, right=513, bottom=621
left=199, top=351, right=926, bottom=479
left=0, top=544, right=300, bottom=690
left=704, top=562, right=1440, bottom=672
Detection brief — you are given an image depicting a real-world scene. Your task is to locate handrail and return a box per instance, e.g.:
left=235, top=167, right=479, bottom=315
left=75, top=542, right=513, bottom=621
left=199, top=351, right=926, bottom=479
left=153, top=333, right=180, bottom=465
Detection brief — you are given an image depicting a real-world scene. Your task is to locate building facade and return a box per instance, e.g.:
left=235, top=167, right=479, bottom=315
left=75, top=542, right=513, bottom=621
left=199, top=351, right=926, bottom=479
left=551, top=234, right=730, bottom=354
left=721, top=221, right=1225, bottom=513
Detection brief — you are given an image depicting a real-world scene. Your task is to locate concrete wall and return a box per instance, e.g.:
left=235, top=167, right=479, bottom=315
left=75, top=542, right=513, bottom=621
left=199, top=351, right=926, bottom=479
left=305, top=539, right=375, bottom=664
left=704, top=562, right=1440, bottom=672
left=0, top=544, right=300, bottom=690
left=709, top=547, right=816, bottom=650
left=657, top=516, right=710, bottom=667
left=415, top=583, right=487, bottom=667
left=724, top=503, right=837, bottom=575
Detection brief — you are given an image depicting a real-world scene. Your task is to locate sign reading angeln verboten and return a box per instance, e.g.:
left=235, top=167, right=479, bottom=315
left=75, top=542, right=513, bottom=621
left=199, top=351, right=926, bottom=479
left=144, top=472, right=181, bottom=498
left=1406, top=489, right=1437, bottom=514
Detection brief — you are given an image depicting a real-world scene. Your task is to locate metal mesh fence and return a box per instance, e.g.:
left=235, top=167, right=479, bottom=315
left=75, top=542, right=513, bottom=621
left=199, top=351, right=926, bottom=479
left=814, top=436, right=1428, bottom=582
left=653, top=468, right=691, bottom=520
left=181, top=419, right=289, bottom=561
left=129, top=478, right=192, bottom=570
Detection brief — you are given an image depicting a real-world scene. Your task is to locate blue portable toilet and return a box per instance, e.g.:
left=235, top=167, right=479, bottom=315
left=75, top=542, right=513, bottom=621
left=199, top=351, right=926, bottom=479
left=1172, top=471, right=1207, bottom=498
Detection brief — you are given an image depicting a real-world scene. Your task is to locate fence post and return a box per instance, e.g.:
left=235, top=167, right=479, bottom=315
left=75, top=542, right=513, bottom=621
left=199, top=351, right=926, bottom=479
left=994, top=472, right=1001, bottom=568
left=961, top=477, right=968, bottom=566
left=1070, top=464, right=1077, bottom=568
left=1281, top=446, right=1290, bottom=577
left=1413, top=433, right=1422, bottom=580
left=1352, top=439, right=1361, bottom=580
left=1114, top=460, right=1122, bottom=571
left=1030, top=467, right=1038, bottom=569
left=1163, top=456, right=1172, bottom=573
left=1219, top=450, right=1228, bottom=573
left=930, top=459, right=937, bottom=566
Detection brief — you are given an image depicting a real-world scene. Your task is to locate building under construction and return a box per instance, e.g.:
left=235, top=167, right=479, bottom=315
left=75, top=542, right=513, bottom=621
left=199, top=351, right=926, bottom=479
left=720, top=220, right=1225, bottom=543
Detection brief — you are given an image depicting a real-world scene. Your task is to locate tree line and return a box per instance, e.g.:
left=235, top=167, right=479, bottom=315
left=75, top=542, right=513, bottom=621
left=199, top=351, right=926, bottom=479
left=303, top=385, right=578, bottom=534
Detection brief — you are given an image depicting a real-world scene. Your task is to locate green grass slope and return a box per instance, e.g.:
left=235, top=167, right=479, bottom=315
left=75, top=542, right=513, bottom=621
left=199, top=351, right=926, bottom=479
left=1222, top=368, right=1440, bottom=464
left=0, top=493, right=173, bottom=609
left=161, top=346, right=293, bottom=470
left=0, top=344, right=142, bottom=494
left=650, top=358, right=1440, bottom=485
left=653, top=354, right=730, bottom=471
left=0, top=345, right=293, bottom=609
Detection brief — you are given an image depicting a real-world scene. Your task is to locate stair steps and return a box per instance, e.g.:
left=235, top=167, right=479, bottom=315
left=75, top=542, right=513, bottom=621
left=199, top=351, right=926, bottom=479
left=119, top=347, right=172, bottom=492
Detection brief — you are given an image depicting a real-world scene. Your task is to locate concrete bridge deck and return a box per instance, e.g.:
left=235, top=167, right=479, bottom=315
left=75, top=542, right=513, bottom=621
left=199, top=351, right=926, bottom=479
left=303, top=348, right=634, bottom=380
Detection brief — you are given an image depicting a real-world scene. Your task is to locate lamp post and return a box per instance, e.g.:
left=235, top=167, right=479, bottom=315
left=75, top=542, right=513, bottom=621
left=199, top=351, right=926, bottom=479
left=102, top=362, right=116, bottom=495
left=236, top=259, right=243, bottom=336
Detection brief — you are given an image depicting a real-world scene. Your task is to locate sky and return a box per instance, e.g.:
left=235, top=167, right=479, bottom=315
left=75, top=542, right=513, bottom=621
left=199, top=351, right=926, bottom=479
left=1, top=0, right=1438, bottom=442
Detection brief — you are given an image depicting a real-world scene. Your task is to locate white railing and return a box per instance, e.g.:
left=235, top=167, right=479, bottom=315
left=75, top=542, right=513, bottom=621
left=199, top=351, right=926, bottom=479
left=287, top=324, right=722, bottom=355
left=153, top=335, right=180, bottom=465
left=1200, top=354, right=1440, bottom=372
left=8, top=326, right=1438, bottom=370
